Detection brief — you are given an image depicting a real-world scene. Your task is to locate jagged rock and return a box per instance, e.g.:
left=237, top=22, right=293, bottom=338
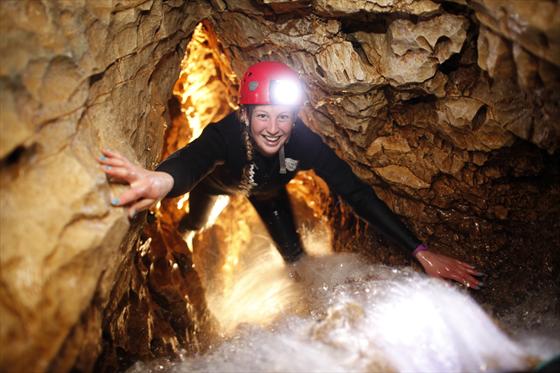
left=356, top=14, right=467, bottom=85
left=470, top=0, right=560, bottom=66
left=0, top=0, right=213, bottom=371
left=0, top=0, right=559, bottom=372
left=478, top=26, right=515, bottom=79
left=313, top=0, right=440, bottom=16
left=374, top=165, right=431, bottom=189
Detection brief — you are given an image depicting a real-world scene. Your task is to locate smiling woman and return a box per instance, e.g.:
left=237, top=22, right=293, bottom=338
left=99, top=60, right=484, bottom=289
left=246, top=105, right=296, bottom=156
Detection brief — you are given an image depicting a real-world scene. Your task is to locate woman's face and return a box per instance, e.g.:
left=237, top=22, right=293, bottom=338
left=249, top=105, right=296, bottom=156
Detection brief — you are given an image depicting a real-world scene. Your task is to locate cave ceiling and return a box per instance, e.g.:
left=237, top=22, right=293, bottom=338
left=0, top=0, right=559, bottom=372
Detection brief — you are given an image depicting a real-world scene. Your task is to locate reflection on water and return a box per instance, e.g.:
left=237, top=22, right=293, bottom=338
left=129, top=251, right=560, bottom=372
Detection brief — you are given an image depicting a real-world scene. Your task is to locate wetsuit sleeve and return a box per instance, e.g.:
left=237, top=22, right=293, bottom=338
left=299, top=126, right=422, bottom=254
left=156, top=124, right=227, bottom=198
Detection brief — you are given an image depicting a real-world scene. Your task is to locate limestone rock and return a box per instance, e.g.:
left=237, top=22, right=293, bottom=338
left=1, top=0, right=559, bottom=372
left=470, top=0, right=560, bottom=66
left=0, top=0, right=213, bottom=371
left=374, top=165, right=431, bottom=189
left=355, top=14, right=468, bottom=85
left=313, top=0, right=440, bottom=16
left=478, top=26, right=515, bottom=79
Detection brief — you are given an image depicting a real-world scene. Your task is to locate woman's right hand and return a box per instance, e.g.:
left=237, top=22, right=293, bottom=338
left=97, top=149, right=174, bottom=218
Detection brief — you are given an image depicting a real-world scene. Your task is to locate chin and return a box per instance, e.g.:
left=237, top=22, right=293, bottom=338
left=255, top=142, right=283, bottom=157
left=257, top=147, right=280, bottom=157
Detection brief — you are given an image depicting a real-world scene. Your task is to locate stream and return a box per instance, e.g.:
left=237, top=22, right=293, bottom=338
left=128, top=249, right=560, bottom=372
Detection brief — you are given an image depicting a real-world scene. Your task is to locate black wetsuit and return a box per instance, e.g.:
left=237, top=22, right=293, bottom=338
left=157, top=112, right=421, bottom=262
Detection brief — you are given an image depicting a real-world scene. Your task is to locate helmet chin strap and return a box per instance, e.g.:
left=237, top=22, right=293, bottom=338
left=279, top=145, right=287, bottom=174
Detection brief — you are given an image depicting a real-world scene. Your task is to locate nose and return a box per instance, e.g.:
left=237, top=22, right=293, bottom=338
left=267, top=118, right=279, bottom=133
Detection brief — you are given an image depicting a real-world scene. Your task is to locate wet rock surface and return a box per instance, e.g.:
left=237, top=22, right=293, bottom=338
left=0, top=0, right=559, bottom=371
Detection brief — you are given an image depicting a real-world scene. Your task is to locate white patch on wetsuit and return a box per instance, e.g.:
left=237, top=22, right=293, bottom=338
left=285, top=158, right=299, bottom=172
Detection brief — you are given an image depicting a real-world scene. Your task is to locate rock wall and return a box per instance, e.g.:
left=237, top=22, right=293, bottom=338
left=0, top=0, right=558, bottom=372
left=0, top=0, right=213, bottom=371
left=210, top=0, right=559, bottom=321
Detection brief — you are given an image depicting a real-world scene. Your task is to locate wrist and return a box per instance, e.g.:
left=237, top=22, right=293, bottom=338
left=155, top=171, right=174, bottom=196
left=412, top=243, right=429, bottom=258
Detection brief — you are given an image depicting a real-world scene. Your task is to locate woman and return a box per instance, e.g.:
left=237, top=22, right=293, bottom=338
left=99, top=61, right=483, bottom=289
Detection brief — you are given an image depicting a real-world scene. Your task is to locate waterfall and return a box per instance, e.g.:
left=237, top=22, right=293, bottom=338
left=128, top=252, right=559, bottom=372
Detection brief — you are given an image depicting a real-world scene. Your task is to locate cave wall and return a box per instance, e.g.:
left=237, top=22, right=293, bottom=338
left=0, top=0, right=213, bottom=371
left=0, top=0, right=558, bottom=372
left=209, top=0, right=560, bottom=320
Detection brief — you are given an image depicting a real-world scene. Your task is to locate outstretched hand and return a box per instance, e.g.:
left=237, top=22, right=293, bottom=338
left=97, top=149, right=174, bottom=218
left=415, top=250, right=484, bottom=290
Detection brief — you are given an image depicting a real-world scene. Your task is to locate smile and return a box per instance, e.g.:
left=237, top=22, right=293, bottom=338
left=263, top=135, right=281, bottom=143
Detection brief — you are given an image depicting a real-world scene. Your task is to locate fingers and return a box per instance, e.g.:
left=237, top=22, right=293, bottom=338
left=417, top=250, right=486, bottom=290
left=97, top=150, right=142, bottom=184
left=98, top=156, right=126, bottom=168
left=464, top=266, right=485, bottom=277
left=98, top=149, right=132, bottom=170
left=113, top=183, right=149, bottom=206
left=101, top=148, right=127, bottom=161
left=459, top=272, right=481, bottom=289
left=454, top=262, right=486, bottom=288
left=453, top=258, right=476, bottom=270
left=443, top=268, right=483, bottom=289
left=429, top=257, right=482, bottom=289
left=102, top=164, right=138, bottom=184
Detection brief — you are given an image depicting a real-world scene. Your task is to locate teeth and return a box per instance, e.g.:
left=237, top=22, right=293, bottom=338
left=264, top=135, right=280, bottom=141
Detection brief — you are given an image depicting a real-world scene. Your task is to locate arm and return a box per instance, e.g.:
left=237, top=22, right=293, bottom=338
left=156, top=124, right=227, bottom=197
left=297, top=124, right=483, bottom=288
left=97, top=123, right=227, bottom=217
left=310, top=140, right=421, bottom=253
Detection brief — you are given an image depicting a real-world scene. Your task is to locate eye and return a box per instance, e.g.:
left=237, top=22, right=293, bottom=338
left=256, top=113, right=268, bottom=120
left=278, top=114, right=291, bottom=122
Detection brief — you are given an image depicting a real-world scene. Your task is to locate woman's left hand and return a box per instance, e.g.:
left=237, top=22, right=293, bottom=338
left=415, top=250, right=484, bottom=289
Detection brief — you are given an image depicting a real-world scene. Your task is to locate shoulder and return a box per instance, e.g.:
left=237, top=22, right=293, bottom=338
left=197, top=111, right=243, bottom=146
left=292, top=118, right=322, bottom=141
left=290, top=118, right=326, bottom=150
left=204, top=111, right=242, bottom=135
left=286, top=117, right=333, bottom=168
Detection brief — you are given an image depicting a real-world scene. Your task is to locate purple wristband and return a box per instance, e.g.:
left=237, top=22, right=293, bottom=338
left=412, top=243, right=428, bottom=256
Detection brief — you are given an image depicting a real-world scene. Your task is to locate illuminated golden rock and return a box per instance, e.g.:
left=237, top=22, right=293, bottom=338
left=0, top=0, right=559, bottom=372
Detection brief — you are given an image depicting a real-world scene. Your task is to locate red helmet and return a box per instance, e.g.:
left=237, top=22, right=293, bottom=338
left=239, top=61, right=303, bottom=106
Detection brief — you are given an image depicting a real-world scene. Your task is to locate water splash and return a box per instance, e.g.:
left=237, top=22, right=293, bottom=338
left=129, top=253, right=557, bottom=372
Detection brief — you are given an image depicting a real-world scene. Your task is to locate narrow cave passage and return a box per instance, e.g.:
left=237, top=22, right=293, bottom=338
left=156, top=20, right=337, bottom=335
left=2, top=1, right=559, bottom=372
left=124, top=21, right=560, bottom=373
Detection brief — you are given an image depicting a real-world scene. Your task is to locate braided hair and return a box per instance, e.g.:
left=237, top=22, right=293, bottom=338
left=238, top=105, right=257, bottom=195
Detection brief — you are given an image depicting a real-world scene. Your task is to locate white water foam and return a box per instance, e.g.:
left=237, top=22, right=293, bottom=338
left=129, top=253, right=558, bottom=372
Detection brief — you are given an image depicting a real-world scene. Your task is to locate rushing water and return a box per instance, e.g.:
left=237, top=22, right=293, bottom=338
left=128, top=250, right=560, bottom=373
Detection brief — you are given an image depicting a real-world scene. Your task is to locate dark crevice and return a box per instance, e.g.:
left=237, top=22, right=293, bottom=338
left=439, top=51, right=462, bottom=74
left=349, top=39, right=373, bottom=66
left=471, top=105, right=487, bottom=131
left=401, top=93, right=438, bottom=105
left=3, top=145, right=26, bottom=166
left=89, top=71, right=105, bottom=86
left=263, top=6, right=313, bottom=21
left=338, top=12, right=391, bottom=35
left=315, top=64, right=326, bottom=78
left=0, top=143, right=39, bottom=172
left=438, top=0, right=474, bottom=16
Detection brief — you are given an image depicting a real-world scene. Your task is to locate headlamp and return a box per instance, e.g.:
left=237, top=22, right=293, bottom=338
left=269, top=79, right=302, bottom=106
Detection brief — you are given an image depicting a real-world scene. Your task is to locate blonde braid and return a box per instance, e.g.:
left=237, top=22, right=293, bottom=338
left=239, top=114, right=257, bottom=195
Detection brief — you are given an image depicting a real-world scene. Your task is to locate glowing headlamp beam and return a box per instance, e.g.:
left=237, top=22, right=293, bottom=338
left=270, top=79, right=302, bottom=106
